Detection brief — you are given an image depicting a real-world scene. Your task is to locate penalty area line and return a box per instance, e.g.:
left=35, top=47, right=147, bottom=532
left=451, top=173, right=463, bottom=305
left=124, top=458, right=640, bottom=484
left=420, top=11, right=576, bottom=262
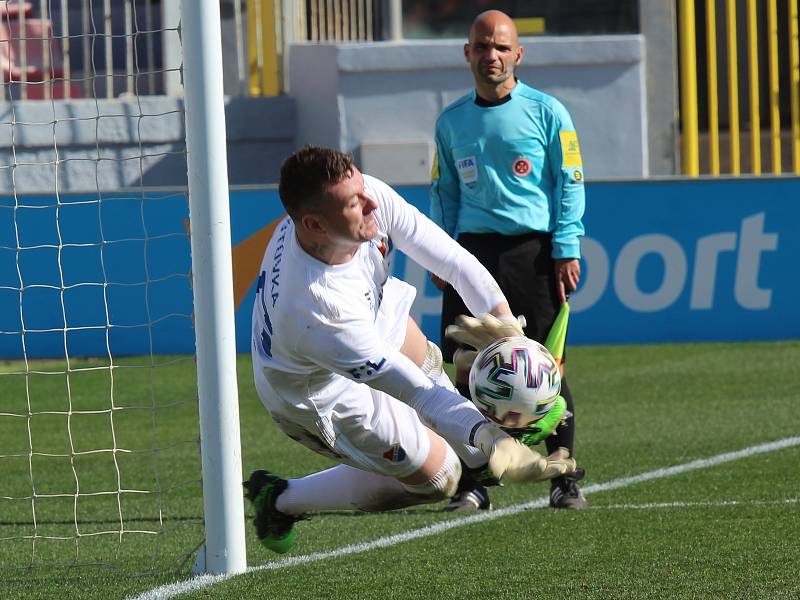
left=130, top=435, right=800, bottom=600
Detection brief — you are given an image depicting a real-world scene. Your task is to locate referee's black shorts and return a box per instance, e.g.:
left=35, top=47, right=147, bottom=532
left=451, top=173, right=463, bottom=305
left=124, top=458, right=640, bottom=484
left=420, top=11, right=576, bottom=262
left=440, top=231, right=562, bottom=363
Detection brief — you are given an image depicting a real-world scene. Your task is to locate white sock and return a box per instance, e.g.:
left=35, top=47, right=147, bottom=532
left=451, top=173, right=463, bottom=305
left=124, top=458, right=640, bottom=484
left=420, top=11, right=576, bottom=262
left=275, top=464, right=432, bottom=514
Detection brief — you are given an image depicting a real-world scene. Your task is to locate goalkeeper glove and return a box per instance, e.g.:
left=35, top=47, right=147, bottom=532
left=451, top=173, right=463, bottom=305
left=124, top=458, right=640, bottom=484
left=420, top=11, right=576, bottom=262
left=445, top=313, right=526, bottom=351
left=472, top=422, right=576, bottom=483
left=505, top=396, right=569, bottom=446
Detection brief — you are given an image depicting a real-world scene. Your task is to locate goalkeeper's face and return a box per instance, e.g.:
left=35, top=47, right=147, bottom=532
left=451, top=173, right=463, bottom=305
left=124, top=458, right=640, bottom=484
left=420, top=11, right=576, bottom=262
left=319, top=166, right=379, bottom=245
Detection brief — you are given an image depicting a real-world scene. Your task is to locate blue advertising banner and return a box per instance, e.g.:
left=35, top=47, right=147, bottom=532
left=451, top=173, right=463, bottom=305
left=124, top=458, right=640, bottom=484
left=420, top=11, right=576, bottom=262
left=1, top=178, right=797, bottom=358
left=565, top=179, right=799, bottom=344
left=377, top=179, right=800, bottom=346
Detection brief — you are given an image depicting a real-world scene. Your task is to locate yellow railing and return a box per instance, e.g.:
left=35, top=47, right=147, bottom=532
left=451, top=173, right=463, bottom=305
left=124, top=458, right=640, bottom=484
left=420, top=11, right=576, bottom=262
left=725, top=0, right=741, bottom=174
left=767, top=0, right=781, bottom=174
left=246, top=0, right=376, bottom=96
left=679, top=0, right=800, bottom=176
left=706, top=0, right=720, bottom=175
left=247, top=0, right=280, bottom=96
left=679, top=0, right=700, bottom=175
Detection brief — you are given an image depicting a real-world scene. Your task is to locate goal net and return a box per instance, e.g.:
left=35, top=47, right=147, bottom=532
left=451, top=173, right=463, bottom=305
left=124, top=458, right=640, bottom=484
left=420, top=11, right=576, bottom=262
left=0, top=1, right=222, bottom=575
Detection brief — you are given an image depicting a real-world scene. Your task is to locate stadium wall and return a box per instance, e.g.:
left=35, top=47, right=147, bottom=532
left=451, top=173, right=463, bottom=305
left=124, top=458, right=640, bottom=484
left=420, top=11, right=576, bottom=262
left=2, top=178, right=797, bottom=359
left=0, top=36, right=646, bottom=194
left=289, top=35, right=648, bottom=182
left=0, top=96, right=294, bottom=194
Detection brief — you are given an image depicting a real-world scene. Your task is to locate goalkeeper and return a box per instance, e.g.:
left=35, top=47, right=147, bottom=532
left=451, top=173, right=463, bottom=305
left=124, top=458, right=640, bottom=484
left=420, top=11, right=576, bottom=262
left=245, top=146, right=574, bottom=553
left=430, top=9, right=587, bottom=510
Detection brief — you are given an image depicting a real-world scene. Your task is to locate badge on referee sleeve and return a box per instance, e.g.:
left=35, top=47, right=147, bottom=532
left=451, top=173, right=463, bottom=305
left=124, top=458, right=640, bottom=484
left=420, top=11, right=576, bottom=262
left=559, top=130, right=583, bottom=168
left=431, top=146, right=440, bottom=180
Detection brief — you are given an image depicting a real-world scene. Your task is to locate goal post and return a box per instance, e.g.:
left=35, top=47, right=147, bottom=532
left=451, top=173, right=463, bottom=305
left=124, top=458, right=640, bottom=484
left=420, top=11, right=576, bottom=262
left=181, top=0, right=247, bottom=575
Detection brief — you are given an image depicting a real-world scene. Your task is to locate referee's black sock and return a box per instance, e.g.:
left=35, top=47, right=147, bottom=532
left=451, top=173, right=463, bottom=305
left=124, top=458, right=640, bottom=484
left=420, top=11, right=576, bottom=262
left=546, top=378, right=576, bottom=487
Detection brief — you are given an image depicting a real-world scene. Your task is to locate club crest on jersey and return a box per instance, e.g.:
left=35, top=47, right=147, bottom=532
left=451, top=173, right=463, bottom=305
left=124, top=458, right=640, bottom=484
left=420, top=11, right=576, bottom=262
left=382, top=444, right=406, bottom=463
left=369, top=234, right=392, bottom=258
left=456, top=156, right=478, bottom=188
left=513, top=156, right=532, bottom=177
left=377, top=235, right=390, bottom=257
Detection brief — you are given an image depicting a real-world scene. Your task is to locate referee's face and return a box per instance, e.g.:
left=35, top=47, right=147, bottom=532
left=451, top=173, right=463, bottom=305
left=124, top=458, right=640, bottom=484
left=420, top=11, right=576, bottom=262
left=465, top=15, right=522, bottom=90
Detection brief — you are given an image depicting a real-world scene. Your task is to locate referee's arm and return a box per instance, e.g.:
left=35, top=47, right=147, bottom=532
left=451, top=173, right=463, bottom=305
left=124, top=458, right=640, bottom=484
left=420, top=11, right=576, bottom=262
left=429, top=133, right=460, bottom=239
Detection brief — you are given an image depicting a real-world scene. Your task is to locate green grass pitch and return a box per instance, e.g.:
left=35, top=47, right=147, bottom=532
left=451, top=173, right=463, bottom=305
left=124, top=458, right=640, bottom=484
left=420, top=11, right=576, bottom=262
left=2, top=340, right=799, bottom=599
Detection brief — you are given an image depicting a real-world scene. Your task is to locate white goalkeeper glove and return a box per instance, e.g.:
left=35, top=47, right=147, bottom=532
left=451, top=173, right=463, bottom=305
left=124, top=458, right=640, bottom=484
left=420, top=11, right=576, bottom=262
left=445, top=313, right=526, bottom=351
left=472, top=423, right=576, bottom=483
left=448, top=314, right=526, bottom=377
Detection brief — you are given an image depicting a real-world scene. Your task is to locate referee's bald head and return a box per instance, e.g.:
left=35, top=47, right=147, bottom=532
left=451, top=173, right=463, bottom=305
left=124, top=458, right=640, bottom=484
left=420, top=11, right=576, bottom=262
left=468, top=10, right=519, bottom=44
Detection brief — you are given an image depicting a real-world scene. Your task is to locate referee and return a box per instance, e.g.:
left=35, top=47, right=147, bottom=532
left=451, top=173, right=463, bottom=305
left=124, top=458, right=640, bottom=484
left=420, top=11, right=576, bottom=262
left=430, top=9, right=587, bottom=511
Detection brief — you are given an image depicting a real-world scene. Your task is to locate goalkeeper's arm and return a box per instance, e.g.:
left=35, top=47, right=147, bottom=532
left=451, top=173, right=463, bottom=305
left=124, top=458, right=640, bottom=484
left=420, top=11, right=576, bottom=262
left=371, top=176, right=511, bottom=319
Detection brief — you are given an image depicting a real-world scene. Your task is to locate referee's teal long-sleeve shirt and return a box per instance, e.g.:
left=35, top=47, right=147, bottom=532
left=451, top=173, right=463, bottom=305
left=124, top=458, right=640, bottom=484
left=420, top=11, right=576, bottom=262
left=430, top=81, right=586, bottom=260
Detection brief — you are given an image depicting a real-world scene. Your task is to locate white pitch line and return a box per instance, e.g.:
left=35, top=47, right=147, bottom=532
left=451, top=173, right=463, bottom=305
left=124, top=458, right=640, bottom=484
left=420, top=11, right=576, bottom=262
left=590, top=498, right=799, bottom=510
left=129, top=435, right=800, bottom=600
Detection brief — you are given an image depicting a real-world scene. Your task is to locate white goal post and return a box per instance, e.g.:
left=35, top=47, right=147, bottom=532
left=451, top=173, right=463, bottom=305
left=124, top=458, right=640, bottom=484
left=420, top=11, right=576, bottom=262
left=181, top=0, right=247, bottom=576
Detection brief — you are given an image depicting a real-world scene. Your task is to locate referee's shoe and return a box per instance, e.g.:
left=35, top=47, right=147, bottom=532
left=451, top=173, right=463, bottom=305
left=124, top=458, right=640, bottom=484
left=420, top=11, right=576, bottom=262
left=549, top=467, right=587, bottom=509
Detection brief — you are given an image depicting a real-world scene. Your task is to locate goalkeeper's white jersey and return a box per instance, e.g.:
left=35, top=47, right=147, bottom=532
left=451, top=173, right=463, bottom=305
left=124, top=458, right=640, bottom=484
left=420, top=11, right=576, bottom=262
left=251, top=174, right=506, bottom=417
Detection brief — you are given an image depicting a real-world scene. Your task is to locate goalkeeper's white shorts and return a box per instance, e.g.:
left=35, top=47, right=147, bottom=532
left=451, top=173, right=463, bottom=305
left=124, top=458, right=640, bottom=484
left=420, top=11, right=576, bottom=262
left=259, top=378, right=433, bottom=480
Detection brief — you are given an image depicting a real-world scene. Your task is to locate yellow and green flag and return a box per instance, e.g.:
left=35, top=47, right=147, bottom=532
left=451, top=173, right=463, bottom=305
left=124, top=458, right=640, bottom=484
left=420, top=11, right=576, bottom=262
left=544, top=302, right=570, bottom=375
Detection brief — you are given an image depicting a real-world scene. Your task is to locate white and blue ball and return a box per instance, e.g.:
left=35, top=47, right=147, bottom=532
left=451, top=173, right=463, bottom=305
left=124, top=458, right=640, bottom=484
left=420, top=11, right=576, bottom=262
left=468, top=336, right=561, bottom=429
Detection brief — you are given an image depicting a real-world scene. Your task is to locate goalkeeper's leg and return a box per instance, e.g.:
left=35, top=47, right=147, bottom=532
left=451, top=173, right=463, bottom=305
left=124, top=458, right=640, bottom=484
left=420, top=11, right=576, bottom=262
left=246, top=421, right=463, bottom=553
left=246, top=387, right=467, bottom=551
left=245, top=438, right=461, bottom=553
left=272, top=433, right=463, bottom=514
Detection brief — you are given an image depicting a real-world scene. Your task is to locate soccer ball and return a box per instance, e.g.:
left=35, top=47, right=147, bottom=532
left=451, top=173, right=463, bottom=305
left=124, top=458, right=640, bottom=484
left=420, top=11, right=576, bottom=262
left=468, top=336, right=561, bottom=429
